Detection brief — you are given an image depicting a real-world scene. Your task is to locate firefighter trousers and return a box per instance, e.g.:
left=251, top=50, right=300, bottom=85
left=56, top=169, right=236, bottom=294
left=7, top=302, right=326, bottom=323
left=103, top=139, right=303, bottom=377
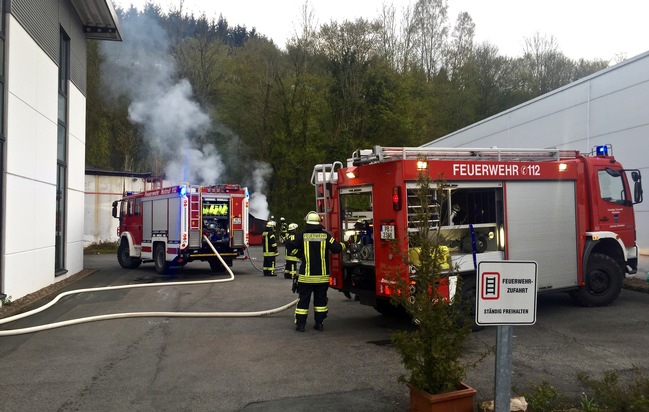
left=263, top=256, right=276, bottom=276
left=284, top=259, right=298, bottom=279
left=295, top=282, right=328, bottom=327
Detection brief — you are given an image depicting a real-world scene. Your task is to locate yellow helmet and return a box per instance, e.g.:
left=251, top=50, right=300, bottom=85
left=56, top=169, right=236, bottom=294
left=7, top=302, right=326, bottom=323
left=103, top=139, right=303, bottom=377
left=266, top=220, right=276, bottom=228
left=304, top=211, right=321, bottom=225
left=288, top=223, right=299, bottom=231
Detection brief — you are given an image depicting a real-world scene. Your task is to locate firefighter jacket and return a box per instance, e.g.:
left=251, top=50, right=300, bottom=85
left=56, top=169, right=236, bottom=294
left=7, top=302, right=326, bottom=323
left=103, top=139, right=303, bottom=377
left=285, top=234, right=300, bottom=262
left=287, top=224, right=345, bottom=284
left=262, top=228, right=278, bottom=257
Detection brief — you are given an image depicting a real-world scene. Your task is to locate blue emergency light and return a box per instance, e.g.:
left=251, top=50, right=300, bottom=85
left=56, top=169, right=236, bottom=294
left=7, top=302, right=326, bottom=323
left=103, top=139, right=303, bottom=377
left=596, top=145, right=608, bottom=156
left=179, top=186, right=187, bottom=196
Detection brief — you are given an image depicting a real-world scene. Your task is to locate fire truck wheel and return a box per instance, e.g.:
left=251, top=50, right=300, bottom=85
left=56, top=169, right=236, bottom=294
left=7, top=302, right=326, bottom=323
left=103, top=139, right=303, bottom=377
left=117, top=240, right=141, bottom=269
left=154, top=243, right=171, bottom=275
left=209, top=259, right=227, bottom=273
left=573, top=253, right=623, bottom=307
left=374, top=299, right=407, bottom=317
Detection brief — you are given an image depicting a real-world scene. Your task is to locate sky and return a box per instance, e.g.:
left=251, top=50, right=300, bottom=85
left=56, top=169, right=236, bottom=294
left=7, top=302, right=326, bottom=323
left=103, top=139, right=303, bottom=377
left=111, top=0, right=649, bottom=61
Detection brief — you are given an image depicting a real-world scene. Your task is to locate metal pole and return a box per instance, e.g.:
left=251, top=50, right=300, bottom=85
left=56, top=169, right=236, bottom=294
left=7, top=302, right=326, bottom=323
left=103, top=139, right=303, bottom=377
left=495, top=325, right=513, bottom=411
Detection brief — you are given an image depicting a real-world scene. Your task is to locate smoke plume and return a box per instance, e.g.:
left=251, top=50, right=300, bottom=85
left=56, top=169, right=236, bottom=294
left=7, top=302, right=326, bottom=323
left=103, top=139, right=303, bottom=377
left=100, top=9, right=273, bottom=216
left=100, top=11, right=220, bottom=185
left=248, top=161, right=273, bottom=220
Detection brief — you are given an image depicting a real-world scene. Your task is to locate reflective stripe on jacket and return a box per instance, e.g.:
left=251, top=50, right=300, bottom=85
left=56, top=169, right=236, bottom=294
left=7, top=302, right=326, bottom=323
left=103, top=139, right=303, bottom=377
left=286, top=225, right=343, bottom=284
left=262, top=230, right=278, bottom=256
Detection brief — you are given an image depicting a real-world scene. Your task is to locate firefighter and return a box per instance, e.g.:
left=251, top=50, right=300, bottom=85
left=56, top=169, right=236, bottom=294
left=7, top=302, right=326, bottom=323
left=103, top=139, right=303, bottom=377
left=287, top=211, right=345, bottom=332
left=262, top=220, right=278, bottom=276
left=284, top=223, right=299, bottom=279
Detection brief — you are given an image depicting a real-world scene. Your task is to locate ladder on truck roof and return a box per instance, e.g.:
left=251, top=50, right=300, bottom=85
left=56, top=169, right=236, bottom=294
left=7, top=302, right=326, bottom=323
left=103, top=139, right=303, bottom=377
left=349, top=145, right=580, bottom=165
left=310, top=162, right=343, bottom=229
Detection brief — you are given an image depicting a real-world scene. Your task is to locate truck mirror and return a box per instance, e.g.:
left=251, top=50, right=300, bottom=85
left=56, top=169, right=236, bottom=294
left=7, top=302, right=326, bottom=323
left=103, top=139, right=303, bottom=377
left=634, top=180, right=643, bottom=204
left=112, top=201, right=118, bottom=218
left=632, top=171, right=640, bottom=182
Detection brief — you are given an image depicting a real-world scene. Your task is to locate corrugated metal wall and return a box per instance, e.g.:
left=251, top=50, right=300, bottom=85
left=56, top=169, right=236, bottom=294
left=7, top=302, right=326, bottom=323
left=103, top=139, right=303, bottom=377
left=424, top=52, right=649, bottom=254
left=10, top=0, right=86, bottom=93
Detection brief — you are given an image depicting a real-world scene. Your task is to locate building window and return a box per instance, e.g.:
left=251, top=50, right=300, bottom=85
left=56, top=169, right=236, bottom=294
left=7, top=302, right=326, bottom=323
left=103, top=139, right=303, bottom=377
left=55, top=29, right=69, bottom=274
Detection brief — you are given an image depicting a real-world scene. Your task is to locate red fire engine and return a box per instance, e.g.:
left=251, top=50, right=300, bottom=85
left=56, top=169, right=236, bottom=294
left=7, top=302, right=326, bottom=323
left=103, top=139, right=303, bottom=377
left=112, top=184, right=249, bottom=274
left=311, top=144, right=643, bottom=315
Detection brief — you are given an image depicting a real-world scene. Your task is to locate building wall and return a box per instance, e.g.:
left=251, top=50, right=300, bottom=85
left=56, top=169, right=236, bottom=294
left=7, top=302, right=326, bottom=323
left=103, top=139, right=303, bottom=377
left=3, top=2, right=87, bottom=300
left=423, top=51, right=649, bottom=255
left=84, top=174, right=153, bottom=246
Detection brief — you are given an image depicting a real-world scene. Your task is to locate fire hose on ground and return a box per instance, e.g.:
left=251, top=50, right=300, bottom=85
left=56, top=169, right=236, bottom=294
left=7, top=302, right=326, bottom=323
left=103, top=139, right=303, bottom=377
left=246, top=247, right=285, bottom=274
left=0, top=237, right=298, bottom=336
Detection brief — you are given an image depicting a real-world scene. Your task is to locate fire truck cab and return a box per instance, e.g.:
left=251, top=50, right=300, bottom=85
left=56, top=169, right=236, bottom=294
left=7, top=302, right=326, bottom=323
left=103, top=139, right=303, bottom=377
left=112, top=183, right=249, bottom=274
left=312, top=145, right=642, bottom=315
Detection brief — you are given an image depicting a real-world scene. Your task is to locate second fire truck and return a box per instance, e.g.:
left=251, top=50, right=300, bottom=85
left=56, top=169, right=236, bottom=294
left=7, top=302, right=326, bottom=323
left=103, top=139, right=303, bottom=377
left=112, top=183, right=249, bottom=274
left=311, top=144, right=643, bottom=315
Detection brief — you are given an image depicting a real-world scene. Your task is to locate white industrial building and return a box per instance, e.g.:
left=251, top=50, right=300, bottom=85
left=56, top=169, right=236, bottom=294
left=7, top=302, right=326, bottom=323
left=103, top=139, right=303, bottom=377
left=1, top=1, right=121, bottom=300
left=84, top=169, right=160, bottom=246
left=424, top=51, right=649, bottom=255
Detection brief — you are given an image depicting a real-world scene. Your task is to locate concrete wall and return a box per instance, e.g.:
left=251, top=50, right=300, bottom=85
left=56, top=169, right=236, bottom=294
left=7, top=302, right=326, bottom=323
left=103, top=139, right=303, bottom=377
left=423, top=51, right=649, bottom=255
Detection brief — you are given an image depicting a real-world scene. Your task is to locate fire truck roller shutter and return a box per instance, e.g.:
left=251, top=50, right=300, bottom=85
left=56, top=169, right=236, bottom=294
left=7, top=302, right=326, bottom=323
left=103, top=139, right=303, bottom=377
left=505, top=181, right=578, bottom=290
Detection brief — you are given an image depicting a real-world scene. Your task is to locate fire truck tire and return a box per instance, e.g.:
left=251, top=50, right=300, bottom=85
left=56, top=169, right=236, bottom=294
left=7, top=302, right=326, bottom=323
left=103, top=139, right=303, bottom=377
left=209, top=259, right=227, bottom=273
left=573, top=253, right=623, bottom=307
left=117, top=240, right=141, bottom=269
left=374, top=299, right=406, bottom=317
left=154, top=243, right=171, bottom=275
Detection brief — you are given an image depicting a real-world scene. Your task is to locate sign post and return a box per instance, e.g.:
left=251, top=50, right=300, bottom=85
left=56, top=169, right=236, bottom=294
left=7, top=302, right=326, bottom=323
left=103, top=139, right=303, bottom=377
left=477, top=261, right=538, bottom=412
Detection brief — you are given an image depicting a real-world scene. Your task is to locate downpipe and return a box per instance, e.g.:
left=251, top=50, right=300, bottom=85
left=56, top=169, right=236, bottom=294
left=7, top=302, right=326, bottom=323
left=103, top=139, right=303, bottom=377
left=0, top=237, right=298, bottom=336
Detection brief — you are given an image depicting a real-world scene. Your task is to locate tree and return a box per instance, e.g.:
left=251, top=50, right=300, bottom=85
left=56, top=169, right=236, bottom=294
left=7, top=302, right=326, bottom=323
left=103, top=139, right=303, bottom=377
left=447, top=11, right=475, bottom=79
left=411, top=0, right=449, bottom=80
left=519, top=32, right=573, bottom=96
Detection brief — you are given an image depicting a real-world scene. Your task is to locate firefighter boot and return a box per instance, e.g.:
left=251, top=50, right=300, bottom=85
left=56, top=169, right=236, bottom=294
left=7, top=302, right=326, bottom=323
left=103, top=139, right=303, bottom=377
left=313, top=323, right=324, bottom=332
left=295, top=324, right=305, bottom=332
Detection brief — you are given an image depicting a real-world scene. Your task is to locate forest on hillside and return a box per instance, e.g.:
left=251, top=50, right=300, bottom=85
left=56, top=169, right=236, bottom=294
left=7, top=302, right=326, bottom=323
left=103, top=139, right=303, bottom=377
left=86, top=0, right=609, bottom=221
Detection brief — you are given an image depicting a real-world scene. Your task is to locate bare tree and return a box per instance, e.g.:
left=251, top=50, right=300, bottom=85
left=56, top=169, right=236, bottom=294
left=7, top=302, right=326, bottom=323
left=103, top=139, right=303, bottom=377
left=376, top=2, right=399, bottom=69
left=447, top=11, right=475, bottom=78
left=411, top=0, right=449, bottom=80
left=520, top=32, right=572, bottom=95
left=287, top=0, right=318, bottom=53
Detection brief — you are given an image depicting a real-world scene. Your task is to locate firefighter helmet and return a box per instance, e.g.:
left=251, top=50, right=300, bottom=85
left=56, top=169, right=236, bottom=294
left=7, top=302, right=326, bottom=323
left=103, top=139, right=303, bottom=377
left=304, top=211, right=321, bottom=225
left=266, top=220, right=276, bottom=228
left=288, top=223, right=298, bottom=231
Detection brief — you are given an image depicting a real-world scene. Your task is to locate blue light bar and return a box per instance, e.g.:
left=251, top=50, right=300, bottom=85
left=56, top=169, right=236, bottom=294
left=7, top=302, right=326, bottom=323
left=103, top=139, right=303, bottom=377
left=179, top=186, right=187, bottom=196
left=596, top=145, right=608, bottom=156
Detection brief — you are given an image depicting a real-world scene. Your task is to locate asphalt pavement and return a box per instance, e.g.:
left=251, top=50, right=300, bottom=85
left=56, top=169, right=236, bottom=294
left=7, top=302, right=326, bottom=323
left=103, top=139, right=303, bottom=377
left=0, top=248, right=647, bottom=411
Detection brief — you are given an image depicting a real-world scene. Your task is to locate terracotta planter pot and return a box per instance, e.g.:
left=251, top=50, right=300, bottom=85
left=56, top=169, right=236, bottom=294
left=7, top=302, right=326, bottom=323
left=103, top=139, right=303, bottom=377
left=408, top=382, right=476, bottom=412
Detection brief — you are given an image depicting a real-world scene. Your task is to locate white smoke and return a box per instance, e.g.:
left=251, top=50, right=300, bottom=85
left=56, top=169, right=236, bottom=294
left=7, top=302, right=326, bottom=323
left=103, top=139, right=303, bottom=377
left=100, top=10, right=272, bottom=216
left=248, top=161, right=273, bottom=220
left=100, top=11, right=222, bottom=185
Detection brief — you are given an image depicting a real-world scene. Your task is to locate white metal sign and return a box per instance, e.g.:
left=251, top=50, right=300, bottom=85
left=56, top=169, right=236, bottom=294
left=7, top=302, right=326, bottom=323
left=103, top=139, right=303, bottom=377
left=476, top=261, right=538, bottom=325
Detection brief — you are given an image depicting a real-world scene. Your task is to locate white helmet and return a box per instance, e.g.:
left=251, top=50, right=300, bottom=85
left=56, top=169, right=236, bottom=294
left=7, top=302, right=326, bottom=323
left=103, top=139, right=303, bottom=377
left=304, top=211, right=321, bottom=225
left=266, top=220, right=276, bottom=228
left=288, top=223, right=298, bottom=231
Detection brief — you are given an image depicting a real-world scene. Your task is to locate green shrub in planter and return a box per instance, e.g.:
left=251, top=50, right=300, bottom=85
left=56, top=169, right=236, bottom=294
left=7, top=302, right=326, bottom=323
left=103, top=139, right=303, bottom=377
left=389, top=173, right=473, bottom=395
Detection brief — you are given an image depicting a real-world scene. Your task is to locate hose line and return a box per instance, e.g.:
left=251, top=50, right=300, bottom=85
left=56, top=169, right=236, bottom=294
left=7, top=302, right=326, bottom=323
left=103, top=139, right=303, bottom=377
left=0, top=237, right=298, bottom=336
